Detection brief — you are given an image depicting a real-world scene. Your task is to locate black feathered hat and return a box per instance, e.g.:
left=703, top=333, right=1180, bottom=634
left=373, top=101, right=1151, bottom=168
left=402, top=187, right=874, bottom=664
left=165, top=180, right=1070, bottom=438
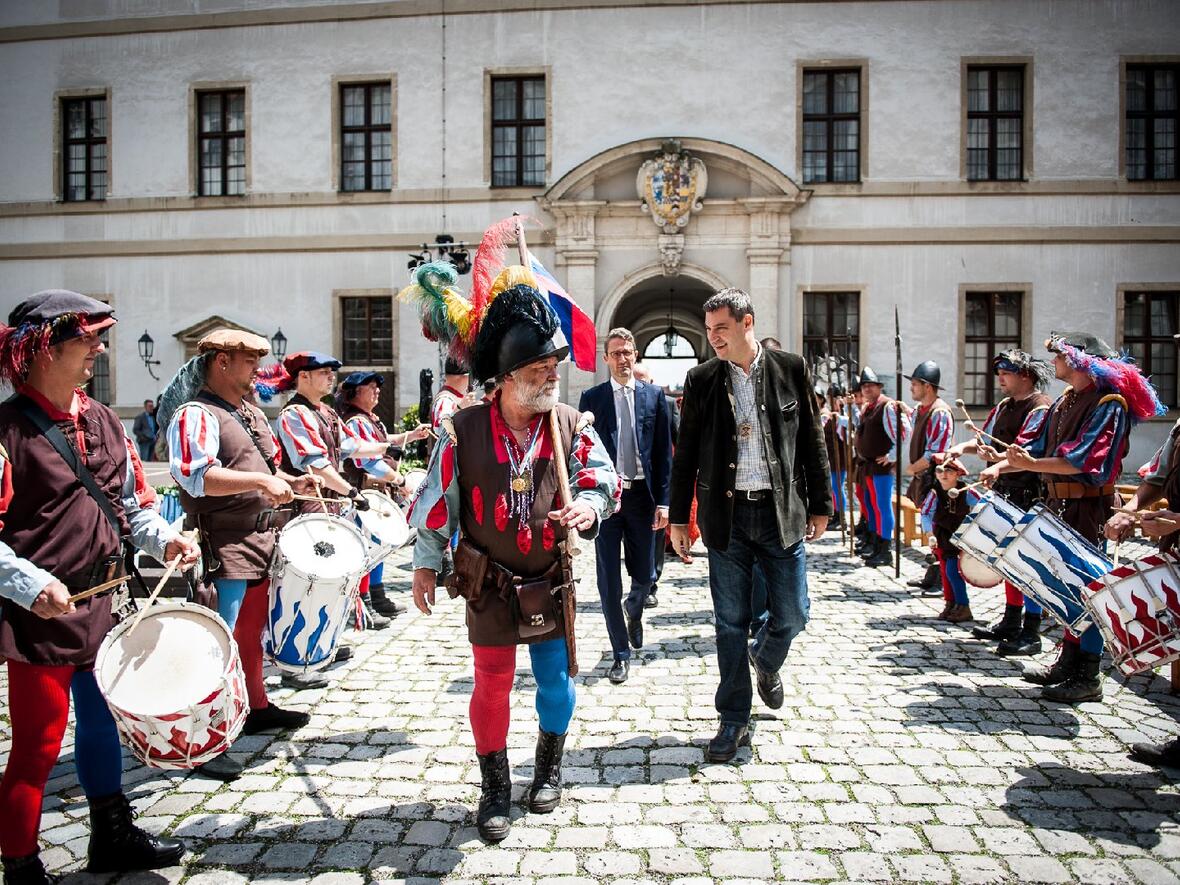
left=470, top=283, right=569, bottom=383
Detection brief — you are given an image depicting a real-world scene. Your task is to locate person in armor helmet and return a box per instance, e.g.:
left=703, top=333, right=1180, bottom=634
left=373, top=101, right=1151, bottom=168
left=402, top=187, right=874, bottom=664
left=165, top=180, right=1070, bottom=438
left=902, top=361, right=954, bottom=591
left=853, top=367, right=911, bottom=567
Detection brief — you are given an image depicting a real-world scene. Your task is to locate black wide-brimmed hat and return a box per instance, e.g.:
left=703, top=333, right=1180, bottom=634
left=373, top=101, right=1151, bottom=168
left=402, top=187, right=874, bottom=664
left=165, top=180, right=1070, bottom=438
left=471, top=283, right=569, bottom=383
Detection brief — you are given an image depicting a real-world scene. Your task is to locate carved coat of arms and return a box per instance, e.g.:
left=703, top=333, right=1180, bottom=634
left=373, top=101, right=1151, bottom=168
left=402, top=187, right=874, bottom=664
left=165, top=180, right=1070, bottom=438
left=637, top=140, right=707, bottom=234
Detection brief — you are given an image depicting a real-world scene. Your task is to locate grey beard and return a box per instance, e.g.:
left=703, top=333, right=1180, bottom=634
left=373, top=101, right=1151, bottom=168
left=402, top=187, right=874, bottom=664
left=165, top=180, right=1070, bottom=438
left=519, top=385, right=559, bottom=414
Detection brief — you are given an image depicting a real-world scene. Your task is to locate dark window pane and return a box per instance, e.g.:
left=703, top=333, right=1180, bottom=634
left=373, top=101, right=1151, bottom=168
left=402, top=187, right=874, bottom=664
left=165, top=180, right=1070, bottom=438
left=370, top=85, right=390, bottom=126
left=67, top=101, right=86, bottom=139
left=1125, top=65, right=1179, bottom=181
left=227, top=92, right=245, bottom=130
left=996, top=70, right=1022, bottom=111
left=89, top=99, right=107, bottom=137
left=802, top=73, right=826, bottom=114
left=492, top=80, right=516, bottom=121
left=339, top=82, right=393, bottom=192
left=967, top=70, right=989, bottom=112
left=833, top=72, right=858, bottom=113
left=343, top=87, right=365, bottom=127
left=522, top=79, right=545, bottom=119
left=490, top=77, right=546, bottom=187
left=200, top=94, right=221, bottom=134
left=1127, top=68, right=1148, bottom=112
left=1156, top=69, right=1177, bottom=111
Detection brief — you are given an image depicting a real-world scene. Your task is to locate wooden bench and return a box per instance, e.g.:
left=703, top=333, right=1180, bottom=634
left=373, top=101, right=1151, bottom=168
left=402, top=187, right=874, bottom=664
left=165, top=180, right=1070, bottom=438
left=895, top=495, right=922, bottom=548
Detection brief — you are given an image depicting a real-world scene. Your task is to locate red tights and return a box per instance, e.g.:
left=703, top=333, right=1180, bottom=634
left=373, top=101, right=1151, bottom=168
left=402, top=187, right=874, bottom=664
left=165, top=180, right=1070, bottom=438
left=236, top=579, right=271, bottom=710
left=469, top=645, right=516, bottom=754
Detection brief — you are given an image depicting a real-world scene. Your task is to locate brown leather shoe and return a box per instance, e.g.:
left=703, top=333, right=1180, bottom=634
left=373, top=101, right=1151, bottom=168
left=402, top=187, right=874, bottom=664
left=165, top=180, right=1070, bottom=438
left=936, top=602, right=954, bottom=620
left=944, top=605, right=974, bottom=623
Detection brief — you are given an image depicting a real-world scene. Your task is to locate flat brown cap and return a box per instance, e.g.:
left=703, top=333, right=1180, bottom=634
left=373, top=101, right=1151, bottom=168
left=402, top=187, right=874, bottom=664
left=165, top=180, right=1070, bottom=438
left=198, top=328, right=270, bottom=356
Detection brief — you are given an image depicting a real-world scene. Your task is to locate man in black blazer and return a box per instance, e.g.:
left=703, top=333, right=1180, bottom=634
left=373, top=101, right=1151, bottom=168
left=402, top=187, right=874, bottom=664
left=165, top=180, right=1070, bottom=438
left=579, top=329, right=673, bottom=684
left=669, top=289, right=832, bottom=762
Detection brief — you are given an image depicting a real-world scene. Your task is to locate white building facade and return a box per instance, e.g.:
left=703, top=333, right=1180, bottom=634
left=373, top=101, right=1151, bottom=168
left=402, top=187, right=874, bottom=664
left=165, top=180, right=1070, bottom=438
left=0, top=0, right=1177, bottom=467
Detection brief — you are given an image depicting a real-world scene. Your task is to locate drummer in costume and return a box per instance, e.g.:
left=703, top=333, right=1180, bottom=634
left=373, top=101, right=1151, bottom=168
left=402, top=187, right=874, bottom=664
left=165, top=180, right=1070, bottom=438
left=0, top=291, right=198, bottom=885
left=904, top=361, right=954, bottom=590
left=338, top=370, right=432, bottom=620
left=272, top=351, right=391, bottom=631
left=407, top=264, right=620, bottom=843
left=158, top=328, right=321, bottom=780
left=982, top=332, right=1163, bottom=703
left=854, top=367, right=911, bottom=567
left=918, top=457, right=982, bottom=621
left=944, top=349, right=1053, bottom=654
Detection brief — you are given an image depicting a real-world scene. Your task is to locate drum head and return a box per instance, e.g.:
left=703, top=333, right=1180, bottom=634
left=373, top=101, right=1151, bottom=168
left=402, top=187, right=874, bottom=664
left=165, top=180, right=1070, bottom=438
left=959, top=553, right=1004, bottom=588
left=279, top=514, right=368, bottom=579
left=97, top=604, right=231, bottom=717
left=357, top=490, right=410, bottom=548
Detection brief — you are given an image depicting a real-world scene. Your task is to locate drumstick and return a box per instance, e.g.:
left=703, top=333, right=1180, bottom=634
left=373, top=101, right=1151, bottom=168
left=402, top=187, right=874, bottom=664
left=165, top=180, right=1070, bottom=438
left=67, top=574, right=131, bottom=604
left=947, top=480, right=987, bottom=499
left=953, top=399, right=1011, bottom=450
left=125, top=530, right=198, bottom=636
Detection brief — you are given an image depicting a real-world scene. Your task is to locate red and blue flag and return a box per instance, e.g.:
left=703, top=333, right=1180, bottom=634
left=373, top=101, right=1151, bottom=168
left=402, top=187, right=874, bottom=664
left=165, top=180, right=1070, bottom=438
left=528, top=252, right=597, bottom=372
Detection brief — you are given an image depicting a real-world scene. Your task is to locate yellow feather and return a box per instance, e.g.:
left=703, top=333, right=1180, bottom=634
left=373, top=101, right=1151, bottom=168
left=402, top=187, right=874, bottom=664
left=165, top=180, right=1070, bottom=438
left=488, top=265, right=537, bottom=304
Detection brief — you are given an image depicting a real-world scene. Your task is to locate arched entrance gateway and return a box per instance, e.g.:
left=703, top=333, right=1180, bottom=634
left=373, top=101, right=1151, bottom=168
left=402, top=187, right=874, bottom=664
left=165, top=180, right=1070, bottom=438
left=538, top=137, right=808, bottom=398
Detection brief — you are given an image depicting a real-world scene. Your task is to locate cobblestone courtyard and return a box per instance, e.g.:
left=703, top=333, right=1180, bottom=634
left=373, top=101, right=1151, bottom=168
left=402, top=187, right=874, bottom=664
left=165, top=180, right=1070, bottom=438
left=4, top=532, right=1180, bottom=884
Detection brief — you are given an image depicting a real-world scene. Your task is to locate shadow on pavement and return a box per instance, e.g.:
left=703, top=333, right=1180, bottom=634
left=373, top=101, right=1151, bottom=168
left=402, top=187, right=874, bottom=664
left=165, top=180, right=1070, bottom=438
left=1004, top=762, right=1180, bottom=849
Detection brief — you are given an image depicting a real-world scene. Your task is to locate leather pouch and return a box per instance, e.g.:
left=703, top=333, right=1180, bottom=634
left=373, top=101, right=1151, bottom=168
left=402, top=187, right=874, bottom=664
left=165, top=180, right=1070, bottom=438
left=445, top=537, right=488, bottom=601
left=515, top=579, right=558, bottom=638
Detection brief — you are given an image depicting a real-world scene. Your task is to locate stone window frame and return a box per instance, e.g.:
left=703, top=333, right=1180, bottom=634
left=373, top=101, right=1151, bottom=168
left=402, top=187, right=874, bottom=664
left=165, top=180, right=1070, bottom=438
left=959, top=57, right=1034, bottom=183
left=188, top=81, right=252, bottom=198
left=483, top=66, right=552, bottom=189
left=88, top=292, right=116, bottom=406
left=1119, top=55, right=1180, bottom=183
left=54, top=86, right=111, bottom=202
left=795, top=59, right=869, bottom=186
left=793, top=284, right=868, bottom=375
left=331, top=74, right=398, bottom=193
left=1116, top=283, right=1180, bottom=414
left=332, top=287, right=399, bottom=421
left=956, top=283, right=1032, bottom=408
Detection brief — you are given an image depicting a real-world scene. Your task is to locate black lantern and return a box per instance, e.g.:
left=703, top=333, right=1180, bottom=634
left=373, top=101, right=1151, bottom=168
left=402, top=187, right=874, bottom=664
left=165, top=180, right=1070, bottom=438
left=408, top=234, right=472, bottom=275
left=270, top=328, right=287, bottom=361
left=138, top=330, right=161, bottom=381
left=662, top=286, right=677, bottom=358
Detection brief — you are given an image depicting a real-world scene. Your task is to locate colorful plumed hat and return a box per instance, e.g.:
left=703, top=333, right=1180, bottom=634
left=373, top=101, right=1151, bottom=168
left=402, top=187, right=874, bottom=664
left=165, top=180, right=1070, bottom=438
left=0, top=290, right=115, bottom=383
left=1045, top=331, right=1166, bottom=422
left=397, top=261, right=476, bottom=368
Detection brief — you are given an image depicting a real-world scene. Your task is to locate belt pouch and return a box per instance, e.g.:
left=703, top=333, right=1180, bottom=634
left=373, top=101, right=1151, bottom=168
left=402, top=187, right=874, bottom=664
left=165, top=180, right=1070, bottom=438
left=515, top=579, right=558, bottom=638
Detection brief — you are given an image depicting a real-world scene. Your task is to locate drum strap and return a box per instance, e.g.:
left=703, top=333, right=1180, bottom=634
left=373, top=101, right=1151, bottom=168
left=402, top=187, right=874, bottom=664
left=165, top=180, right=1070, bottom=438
left=10, top=393, right=124, bottom=537
left=197, top=392, right=277, bottom=475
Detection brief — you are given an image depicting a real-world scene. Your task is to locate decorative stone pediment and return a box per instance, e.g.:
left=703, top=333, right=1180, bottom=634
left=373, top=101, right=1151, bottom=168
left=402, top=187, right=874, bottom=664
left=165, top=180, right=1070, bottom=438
left=174, top=315, right=266, bottom=361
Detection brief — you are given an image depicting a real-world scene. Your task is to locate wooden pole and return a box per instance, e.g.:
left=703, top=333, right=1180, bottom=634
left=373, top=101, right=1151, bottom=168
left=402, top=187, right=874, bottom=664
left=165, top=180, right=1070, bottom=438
left=67, top=574, right=131, bottom=604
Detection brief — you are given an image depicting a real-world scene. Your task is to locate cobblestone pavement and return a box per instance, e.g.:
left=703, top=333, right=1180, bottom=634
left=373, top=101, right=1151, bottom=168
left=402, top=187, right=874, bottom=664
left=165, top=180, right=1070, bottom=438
left=4, top=531, right=1180, bottom=884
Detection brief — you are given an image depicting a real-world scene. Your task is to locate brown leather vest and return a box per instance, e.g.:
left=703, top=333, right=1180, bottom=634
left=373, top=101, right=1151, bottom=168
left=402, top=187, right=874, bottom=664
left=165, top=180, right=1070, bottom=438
left=931, top=482, right=971, bottom=552
left=1039, top=385, right=1117, bottom=544
left=856, top=399, right=896, bottom=476
left=909, top=399, right=951, bottom=465
left=991, top=393, right=1052, bottom=506
left=0, top=395, right=129, bottom=666
left=452, top=401, right=578, bottom=646
left=178, top=390, right=278, bottom=580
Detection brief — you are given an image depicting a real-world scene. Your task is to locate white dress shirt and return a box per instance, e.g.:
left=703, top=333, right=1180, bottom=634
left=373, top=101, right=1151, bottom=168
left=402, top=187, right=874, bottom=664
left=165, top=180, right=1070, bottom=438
left=609, top=376, right=645, bottom=481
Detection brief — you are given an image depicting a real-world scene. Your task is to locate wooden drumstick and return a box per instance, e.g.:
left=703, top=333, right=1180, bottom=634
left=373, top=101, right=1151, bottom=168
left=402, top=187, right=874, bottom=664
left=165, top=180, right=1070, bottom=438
left=947, top=479, right=987, bottom=499
left=125, top=530, right=198, bottom=637
left=67, top=573, right=131, bottom=604
left=953, top=399, right=1010, bottom=450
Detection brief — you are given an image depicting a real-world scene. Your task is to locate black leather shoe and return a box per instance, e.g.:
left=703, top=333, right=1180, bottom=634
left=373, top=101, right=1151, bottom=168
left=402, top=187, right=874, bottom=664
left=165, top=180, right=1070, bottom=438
left=368, top=584, right=404, bottom=616
left=333, top=645, right=353, bottom=663
left=196, top=751, right=243, bottom=781
left=2, top=853, right=60, bottom=885
left=865, top=542, right=893, bottom=567
left=242, top=703, right=310, bottom=735
left=644, top=591, right=658, bottom=609
left=626, top=611, right=643, bottom=649
left=705, top=723, right=750, bottom=763
left=1130, top=737, right=1180, bottom=768
left=608, top=659, right=629, bottom=684
left=749, top=649, right=784, bottom=709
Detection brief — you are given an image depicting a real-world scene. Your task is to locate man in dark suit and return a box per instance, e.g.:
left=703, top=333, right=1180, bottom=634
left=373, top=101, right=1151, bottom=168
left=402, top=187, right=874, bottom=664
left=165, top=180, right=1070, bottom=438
left=579, top=329, right=673, bottom=685
left=669, top=289, right=832, bottom=762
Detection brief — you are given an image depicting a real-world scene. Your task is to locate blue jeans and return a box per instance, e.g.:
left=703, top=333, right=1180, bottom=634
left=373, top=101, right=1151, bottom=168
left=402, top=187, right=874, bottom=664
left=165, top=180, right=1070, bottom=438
left=707, top=499, right=809, bottom=726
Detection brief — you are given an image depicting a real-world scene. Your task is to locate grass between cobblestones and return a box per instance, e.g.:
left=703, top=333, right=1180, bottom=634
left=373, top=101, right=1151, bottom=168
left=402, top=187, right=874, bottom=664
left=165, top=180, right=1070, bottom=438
left=2, top=533, right=1179, bottom=883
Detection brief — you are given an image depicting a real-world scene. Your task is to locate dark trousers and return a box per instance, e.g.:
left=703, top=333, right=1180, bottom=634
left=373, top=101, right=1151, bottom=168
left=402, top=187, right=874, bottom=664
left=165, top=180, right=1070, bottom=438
left=706, top=499, right=809, bottom=726
left=595, top=484, right=657, bottom=661
left=651, top=527, right=667, bottom=594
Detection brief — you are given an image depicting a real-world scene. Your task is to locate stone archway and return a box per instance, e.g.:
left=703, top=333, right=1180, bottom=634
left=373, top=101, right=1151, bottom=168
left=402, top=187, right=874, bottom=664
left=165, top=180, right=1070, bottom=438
left=538, top=137, right=808, bottom=398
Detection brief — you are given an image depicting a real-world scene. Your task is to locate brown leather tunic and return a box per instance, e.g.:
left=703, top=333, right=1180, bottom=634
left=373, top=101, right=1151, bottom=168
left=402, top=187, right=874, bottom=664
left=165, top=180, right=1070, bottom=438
left=906, top=399, right=951, bottom=503
left=178, top=390, right=279, bottom=581
left=452, top=401, right=578, bottom=647
left=856, top=399, right=897, bottom=477
left=931, top=482, right=971, bottom=553
left=1037, top=385, right=1120, bottom=545
left=280, top=393, right=343, bottom=514
left=990, top=393, right=1052, bottom=508
left=0, top=392, right=128, bottom=666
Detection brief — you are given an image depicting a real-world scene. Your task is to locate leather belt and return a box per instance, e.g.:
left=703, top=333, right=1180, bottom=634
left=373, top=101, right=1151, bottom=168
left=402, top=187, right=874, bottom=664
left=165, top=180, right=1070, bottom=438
left=193, top=509, right=293, bottom=533
left=1045, top=482, right=1116, bottom=500
left=735, top=488, right=772, bottom=502
left=620, top=479, right=633, bottom=490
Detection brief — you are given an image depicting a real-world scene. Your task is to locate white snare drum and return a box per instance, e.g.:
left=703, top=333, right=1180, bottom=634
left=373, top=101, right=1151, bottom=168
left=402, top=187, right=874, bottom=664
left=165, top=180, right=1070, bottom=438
left=267, top=513, right=368, bottom=673
left=951, top=493, right=1024, bottom=567
left=1085, top=552, right=1180, bottom=675
left=993, top=503, right=1112, bottom=633
left=959, top=553, right=1004, bottom=588
left=95, top=602, right=247, bottom=769
left=355, top=489, right=410, bottom=565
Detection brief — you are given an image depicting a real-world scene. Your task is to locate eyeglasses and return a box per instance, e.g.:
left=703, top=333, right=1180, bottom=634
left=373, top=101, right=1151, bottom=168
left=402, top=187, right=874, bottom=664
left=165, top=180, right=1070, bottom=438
left=607, top=349, right=636, bottom=360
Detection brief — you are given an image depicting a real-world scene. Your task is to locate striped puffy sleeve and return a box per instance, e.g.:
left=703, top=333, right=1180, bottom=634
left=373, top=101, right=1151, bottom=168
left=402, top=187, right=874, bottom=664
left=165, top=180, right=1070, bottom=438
left=1014, top=404, right=1050, bottom=447
left=168, top=403, right=222, bottom=498
left=408, top=429, right=460, bottom=573
left=1139, top=421, right=1180, bottom=484
left=568, top=421, right=621, bottom=540
left=1056, top=399, right=1130, bottom=485
left=979, top=403, right=1001, bottom=439
left=923, top=408, right=954, bottom=458
left=883, top=403, right=912, bottom=463
left=345, top=415, right=396, bottom=481
left=278, top=404, right=331, bottom=471
left=919, top=489, right=937, bottom=535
